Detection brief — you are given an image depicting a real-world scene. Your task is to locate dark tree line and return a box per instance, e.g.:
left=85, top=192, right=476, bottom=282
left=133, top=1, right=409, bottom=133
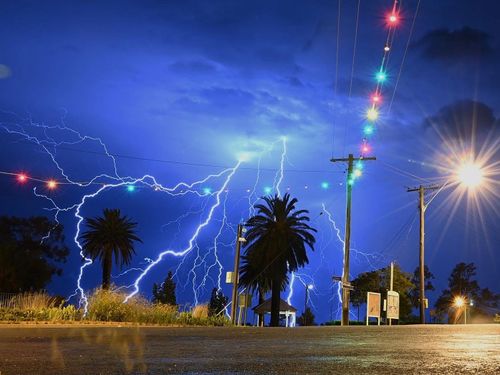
left=0, top=216, right=69, bottom=293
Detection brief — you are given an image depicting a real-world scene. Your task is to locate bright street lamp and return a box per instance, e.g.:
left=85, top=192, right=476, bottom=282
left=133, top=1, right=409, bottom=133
left=457, top=162, right=484, bottom=188
left=453, top=296, right=469, bottom=324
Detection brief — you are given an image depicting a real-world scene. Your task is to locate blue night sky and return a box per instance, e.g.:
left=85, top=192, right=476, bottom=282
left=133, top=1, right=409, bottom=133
left=0, top=0, right=498, bottom=322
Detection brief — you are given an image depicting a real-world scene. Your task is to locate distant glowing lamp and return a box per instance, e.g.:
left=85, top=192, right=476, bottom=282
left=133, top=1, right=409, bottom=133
left=353, top=169, right=362, bottom=178
left=321, top=181, right=330, bottom=189
left=457, top=162, right=483, bottom=188
left=264, top=186, right=272, bottom=194
left=126, top=185, right=136, bottom=192
left=375, top=70, right=387, bottom=83
left=371, top=93, right=382, bottom=103
left=361, top=144, right=371, bottom=154
left=17, top=173, right=28, bottom=183
left=202, top=187, right=212, bottom=195
left=366, top=107, right=379, bottom=121
left=307, top=284, right=314, bottom=290
left=454, top=296, right=465, bottom=308
left=47, top=180, right=57, bottom=190
left=384, top=45, right=390, bottom=52
left=388, top=13, right=398, bottom=25
left=363, top=124, right=375, bottom=135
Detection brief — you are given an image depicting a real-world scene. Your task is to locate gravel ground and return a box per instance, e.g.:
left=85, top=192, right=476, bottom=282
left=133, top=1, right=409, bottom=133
left=0, top=324, right=499, bottom=374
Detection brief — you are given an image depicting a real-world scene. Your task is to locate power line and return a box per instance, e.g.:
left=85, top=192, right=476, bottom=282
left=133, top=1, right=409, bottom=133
left=388, top=0, right=421, bottom=114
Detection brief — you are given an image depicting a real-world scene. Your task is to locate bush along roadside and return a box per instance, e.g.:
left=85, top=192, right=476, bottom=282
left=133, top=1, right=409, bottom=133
left=0, top=290, right=230, bottom=326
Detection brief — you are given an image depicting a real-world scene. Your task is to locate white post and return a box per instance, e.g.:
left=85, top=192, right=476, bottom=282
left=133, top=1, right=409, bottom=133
left=389, top=261, right=394, bottom=326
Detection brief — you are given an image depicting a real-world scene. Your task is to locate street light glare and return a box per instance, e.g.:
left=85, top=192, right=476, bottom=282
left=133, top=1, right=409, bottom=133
left=454, top=296, right=465, bottom=308
left=457, top=162, right=483, bottom=188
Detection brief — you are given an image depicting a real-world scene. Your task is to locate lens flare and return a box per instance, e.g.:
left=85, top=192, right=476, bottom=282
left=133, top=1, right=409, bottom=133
left=457, top=162, right=483, bottom=188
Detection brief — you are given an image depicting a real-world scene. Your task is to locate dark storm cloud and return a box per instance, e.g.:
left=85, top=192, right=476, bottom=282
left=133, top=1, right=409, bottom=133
left=413, top=27, right=493, bottom=62
left=423, top=100, right=497, bottom=139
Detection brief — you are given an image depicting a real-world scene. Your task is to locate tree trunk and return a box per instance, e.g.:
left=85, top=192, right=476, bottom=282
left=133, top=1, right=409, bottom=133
left=270, top=277, right=281, bottom=327
left=258, top=287, right=265, bottom=327
left=102, top=249, right=113, bottom=290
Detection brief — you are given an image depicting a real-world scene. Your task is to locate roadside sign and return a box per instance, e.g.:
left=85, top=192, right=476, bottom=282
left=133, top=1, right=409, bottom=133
left=387, top=291, right=400, bottom=320
left=226, top=271, right=234, bottom=284
left=238, top=294, right=251, bottom=307
left=366, top=292, right=381, bottom=325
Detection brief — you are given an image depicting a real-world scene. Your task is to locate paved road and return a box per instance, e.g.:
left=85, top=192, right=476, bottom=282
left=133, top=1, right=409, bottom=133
left=0, top=324, right=499, bottom=374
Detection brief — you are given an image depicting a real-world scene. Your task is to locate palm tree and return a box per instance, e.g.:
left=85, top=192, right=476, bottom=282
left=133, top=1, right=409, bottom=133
left=81, top=208, right=142, bottom=289
left=240, top=193, right=316, bottom=327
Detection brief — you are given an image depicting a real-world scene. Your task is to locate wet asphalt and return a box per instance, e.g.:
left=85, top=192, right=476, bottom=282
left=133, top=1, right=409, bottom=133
left=0, top=324, right=499, bottom=374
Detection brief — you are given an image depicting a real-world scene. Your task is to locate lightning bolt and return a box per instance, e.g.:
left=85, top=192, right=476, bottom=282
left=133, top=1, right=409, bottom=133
left=124, top=161, right=241, bottom=303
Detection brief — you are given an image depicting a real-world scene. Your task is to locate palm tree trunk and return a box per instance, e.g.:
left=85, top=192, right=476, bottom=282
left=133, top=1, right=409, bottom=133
left=258, top=287, right=265, bottom=327
left=270, top=277, right=281, bottom=327
left=102, top=249, right=113, bottom=290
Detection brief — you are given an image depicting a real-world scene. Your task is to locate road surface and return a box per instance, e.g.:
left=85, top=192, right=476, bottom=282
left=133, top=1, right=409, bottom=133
left=0, top=324, right=499, bottom=374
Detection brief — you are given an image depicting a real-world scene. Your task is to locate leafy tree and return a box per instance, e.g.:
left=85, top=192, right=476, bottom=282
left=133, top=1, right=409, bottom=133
left=240, top=194, right=316, bottom=326
left=351, top=270, right=381, bottom=321
left=152, top=271, right=177, bottom=305
left=80, top=209, right=142, bottom=289
left=350, top=264, right=413, bottom=321
left=0, top=216, right=69, bottom=292
left=208, top=288, right=228, bottom=317
left=435, top=262, right=499, bottom=322
left=409, top=265, right=435, bottom=309
left=297, top=307, right=315, bottom=326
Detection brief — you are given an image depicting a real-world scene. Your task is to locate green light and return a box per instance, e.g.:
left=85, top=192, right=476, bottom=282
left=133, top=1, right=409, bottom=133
left=364, top=124, right=374, bottom=135
left=126, top=185, right=135, bottom=192
left=321, top=181, right=329, bottom=189
left=264, top=186, right=272, bottom=194
left=203, top=187, right=212, bottom=195
left=356, top=161, right=363, bottom=170
left=376, top=70, right=387, bottom=83
left=348, top=178, right=354, bottom=186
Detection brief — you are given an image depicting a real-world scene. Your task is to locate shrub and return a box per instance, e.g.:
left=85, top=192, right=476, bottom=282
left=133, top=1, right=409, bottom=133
left=191, top=304, right=208, bottom=319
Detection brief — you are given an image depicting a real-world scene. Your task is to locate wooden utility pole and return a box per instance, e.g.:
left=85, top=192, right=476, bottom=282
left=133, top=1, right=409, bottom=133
left=230, top=224, right=244, bottom=325
left=331, top=154, right=376, bottom=326
left=407, top=185, right=439, bottom=324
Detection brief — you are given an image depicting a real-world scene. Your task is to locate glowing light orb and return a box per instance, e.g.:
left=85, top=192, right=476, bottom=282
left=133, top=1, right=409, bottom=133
left=366, top=108, right=379, bottom=121
left=457, top=162, right=483, bottom=188
left=17, top=173, right=28, bottom=183
left=388, top=14, right=398, bottom=24
left=202, top=187, right=212, bottom=195
left=356, top=161, right=363, bottom=170
left=321, top=181, right=330, bottom=189
left=47, top=180, right=57, bottom=190
left=363, top=124, right=375, bottom=135
left=384, top=45, right=390, bottom=52
left=307, top=284, right=314, bottom=290
left=361, top=144, right=371, bottom=154
left=353, top=169, right=362, bottom=178
left=376, top=70, right=387, bottom=83
left=371, top=93, right=381, bottom=103
left=454, top=296, right=465, bottom=308
left=126, top=185, right=136, bottom=192
left=264, top=186, right=272, bottom=194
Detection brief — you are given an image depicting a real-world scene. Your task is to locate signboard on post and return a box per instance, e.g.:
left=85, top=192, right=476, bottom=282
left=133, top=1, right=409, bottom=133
left=226, top=271, right=237, bottom=284
left=366, top=292, right=381, bottom=325
left=387, top=291, right=400, bottom=320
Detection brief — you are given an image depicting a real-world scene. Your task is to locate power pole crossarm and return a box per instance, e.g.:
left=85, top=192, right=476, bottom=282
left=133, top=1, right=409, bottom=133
left=331, top=153, right=376, bottom=326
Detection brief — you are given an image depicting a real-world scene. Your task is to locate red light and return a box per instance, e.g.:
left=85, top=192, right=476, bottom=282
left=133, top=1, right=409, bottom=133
left=371, top=93, right=382, bottom=103
left=17, top=173, right=28, bottom=183
left=47, top=180, right=57, bottom=190
left=388, top=13, right=399, bottom=25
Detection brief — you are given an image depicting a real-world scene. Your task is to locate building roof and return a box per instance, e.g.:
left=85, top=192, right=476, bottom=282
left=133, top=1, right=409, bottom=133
left=252, top=297, right=297, bottom=314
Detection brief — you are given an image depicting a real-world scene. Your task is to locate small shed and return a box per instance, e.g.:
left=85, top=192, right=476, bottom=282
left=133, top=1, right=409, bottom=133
left=252, top=298, right=297, bottom=327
